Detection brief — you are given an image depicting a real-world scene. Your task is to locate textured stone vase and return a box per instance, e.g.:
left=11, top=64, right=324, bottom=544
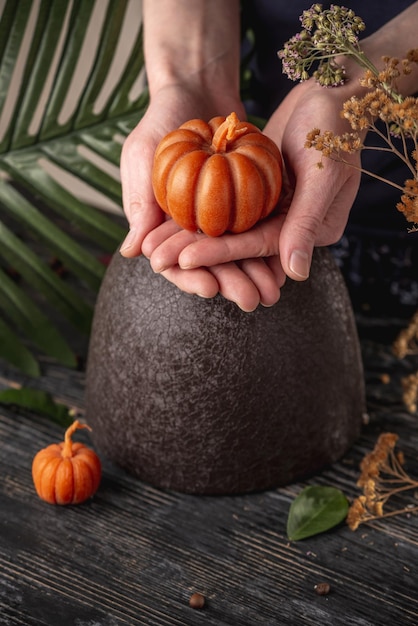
left=85, top=247, right=366, bottom=494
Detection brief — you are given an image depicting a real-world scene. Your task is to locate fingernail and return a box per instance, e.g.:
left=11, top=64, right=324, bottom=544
left=120, top=227, right=137, bottom=253
left=179, top=253, right=192, bottom=270
left=289, top=250, right=310, bottom=279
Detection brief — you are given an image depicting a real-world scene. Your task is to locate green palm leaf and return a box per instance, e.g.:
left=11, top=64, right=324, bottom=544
left=0, top=265, right=76, bottom=368
left=0, top=0, right=148, bottom=374
left=0, top=314, right=40, bottom=377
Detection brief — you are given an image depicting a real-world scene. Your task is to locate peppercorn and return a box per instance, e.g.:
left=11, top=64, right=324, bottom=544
left=189, top=592, right=205, bottom=609
left=314, top=582, right=331, bottom=596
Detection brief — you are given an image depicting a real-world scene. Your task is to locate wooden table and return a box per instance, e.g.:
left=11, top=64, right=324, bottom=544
left=1, top=325, right=417, bottom=626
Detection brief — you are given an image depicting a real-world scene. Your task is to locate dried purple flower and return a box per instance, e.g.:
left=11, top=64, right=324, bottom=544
left=278, top=3, right=367, bottom=86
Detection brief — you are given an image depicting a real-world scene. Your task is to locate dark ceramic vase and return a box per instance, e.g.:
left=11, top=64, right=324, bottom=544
left=85, top=247, right=365, bottom=494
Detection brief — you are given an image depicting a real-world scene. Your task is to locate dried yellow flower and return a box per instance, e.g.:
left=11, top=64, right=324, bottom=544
left=347, top=433, right=418, bottom=530
left=346, top=496, right=367, bottom=531
left=401, top=372, right=418, bottom=414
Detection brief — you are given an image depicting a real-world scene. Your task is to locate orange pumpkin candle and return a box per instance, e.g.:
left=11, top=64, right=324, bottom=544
left=152, top=112, right=283, bottom=237
left=32, top=420, right=102, bottom=505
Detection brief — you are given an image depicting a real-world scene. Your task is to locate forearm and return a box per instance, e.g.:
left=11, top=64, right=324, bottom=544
left=356, top=1, right=418, bottom=96
left=143, top=0, right=241, bottom=96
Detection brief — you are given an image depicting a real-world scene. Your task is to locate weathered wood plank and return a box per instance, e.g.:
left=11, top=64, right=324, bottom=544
left=0, top=337, right=417, bottom=625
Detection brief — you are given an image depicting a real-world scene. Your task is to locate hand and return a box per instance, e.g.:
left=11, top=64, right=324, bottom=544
left=120, top=85, right=244, bottom=256
left=267, top=78, right=363, bottom=279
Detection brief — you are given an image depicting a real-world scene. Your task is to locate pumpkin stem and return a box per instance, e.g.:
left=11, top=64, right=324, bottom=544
left=62, top=420, right=91, bottom=458
left=211, top=112, right=248, bottom=152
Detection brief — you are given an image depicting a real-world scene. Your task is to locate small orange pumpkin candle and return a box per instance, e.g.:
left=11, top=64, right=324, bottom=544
left=32, top=420, right=102, bottom=505
left=152, top=112, right=283, bottom=237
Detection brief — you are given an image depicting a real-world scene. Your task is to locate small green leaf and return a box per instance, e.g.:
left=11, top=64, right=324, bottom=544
left=0, top=388, right=73, bottom=427
left=287, top=486, right=349, bottom=541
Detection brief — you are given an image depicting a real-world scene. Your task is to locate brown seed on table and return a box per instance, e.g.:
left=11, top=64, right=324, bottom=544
left=189, top=592, right=205, bottom=609
left=314, top=582, right=331, bottom=596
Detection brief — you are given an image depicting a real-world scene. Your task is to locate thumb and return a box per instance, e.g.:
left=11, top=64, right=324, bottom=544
left=279, top=168, right=355, bottom=281
left=119, top=131, right=165, bottom=258
left=279, top=197, right=318, bottom=282
left=119, top=192, right=164, bottom=258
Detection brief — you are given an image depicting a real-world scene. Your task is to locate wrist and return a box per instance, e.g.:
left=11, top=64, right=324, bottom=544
left=146, top=82, right=246, bottom=125
left=356, top=4, right=418, bottom=97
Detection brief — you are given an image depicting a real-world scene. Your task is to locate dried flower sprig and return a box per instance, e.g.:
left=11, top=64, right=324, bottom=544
left=278, top=4, right=369, bottom=87
left=347, top=433, right=418, bottom=531
left=278, top=6, right=418, bottom=231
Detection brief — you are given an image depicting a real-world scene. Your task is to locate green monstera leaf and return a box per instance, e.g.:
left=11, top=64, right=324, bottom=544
left=0, top=0, right=148, bottom=375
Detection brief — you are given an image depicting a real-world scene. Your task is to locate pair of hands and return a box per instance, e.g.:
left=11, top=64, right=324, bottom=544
left=120, top=79, right=362, bottom=311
